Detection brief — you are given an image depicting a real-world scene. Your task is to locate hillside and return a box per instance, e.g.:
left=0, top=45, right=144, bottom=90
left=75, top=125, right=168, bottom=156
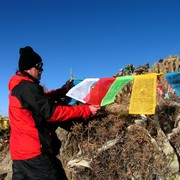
left=0, top=56, right=180, bottom=180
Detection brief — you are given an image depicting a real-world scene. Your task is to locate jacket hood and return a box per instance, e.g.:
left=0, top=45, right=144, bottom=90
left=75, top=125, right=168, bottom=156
left=8, top=72, right=33, bottom=91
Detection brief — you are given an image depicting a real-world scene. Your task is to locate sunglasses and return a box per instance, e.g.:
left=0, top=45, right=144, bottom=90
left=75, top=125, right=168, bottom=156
left=34, top=62, right=43, bottom=71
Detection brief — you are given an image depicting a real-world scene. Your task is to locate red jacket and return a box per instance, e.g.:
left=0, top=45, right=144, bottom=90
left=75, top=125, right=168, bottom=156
left=8, top=72, right=91, bottom=160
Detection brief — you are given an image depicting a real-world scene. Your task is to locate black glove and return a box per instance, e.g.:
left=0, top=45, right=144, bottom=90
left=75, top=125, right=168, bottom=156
left=61, top=79, right=74, bottom=92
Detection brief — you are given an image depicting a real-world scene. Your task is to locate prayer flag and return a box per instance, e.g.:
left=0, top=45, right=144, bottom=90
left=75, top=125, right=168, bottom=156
left=129, top=73, right=158, bottom=114
left=166, top=72, right=180, bottom=98
left=66, top=78, right=99, bottom=103
left=84, top=76, right=134, bottom=106
left=66, top=79, right=84, bottom=105
left=67, top=76, right=134, bottom=106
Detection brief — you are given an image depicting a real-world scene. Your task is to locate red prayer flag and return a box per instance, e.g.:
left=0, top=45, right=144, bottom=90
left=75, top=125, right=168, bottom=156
left=84, top=78, right=116, bottom=105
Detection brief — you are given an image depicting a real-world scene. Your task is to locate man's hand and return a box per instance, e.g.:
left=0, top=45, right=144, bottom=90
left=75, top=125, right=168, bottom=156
left=89, top=105, right=100, bottom=115
left=62, top=79, right=74, bottom=92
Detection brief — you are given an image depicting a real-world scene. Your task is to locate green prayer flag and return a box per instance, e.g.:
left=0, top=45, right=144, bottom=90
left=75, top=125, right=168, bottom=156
left=101, top=76, right=134, bottom=106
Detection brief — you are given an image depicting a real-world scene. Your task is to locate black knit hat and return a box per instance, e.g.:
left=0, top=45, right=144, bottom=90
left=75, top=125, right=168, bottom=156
left=18, top=46, right=42, bottom=71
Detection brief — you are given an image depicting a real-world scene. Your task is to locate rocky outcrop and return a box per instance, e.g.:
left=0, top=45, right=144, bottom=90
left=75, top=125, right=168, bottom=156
left=149, top=55, right=180, bottom=73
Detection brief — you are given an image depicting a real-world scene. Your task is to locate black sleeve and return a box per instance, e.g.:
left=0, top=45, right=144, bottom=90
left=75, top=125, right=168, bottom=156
left=12, top=81, right=56, bottom=119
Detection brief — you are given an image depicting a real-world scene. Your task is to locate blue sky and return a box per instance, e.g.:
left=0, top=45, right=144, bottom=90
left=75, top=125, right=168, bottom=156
left=0, top=0, right=180, bottom=116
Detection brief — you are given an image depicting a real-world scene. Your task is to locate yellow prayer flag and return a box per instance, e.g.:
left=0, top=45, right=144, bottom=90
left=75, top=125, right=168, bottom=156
left=129, top=73, right=157, bottom=114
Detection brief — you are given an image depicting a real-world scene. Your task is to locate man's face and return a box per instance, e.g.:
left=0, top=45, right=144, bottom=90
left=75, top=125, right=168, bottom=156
left=25, top=62, right=43, bottom=80
left=28, top=67, right=43, bottom=80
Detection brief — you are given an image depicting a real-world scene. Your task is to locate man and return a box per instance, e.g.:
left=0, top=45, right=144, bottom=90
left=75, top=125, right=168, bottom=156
left=8, top=46, right=100, bottom=180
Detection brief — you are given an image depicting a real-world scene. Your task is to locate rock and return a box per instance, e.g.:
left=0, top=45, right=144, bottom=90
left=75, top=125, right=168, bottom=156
left=156, top=129, right=179, bottom=174
left=0, top=151, right=12, bottom=180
